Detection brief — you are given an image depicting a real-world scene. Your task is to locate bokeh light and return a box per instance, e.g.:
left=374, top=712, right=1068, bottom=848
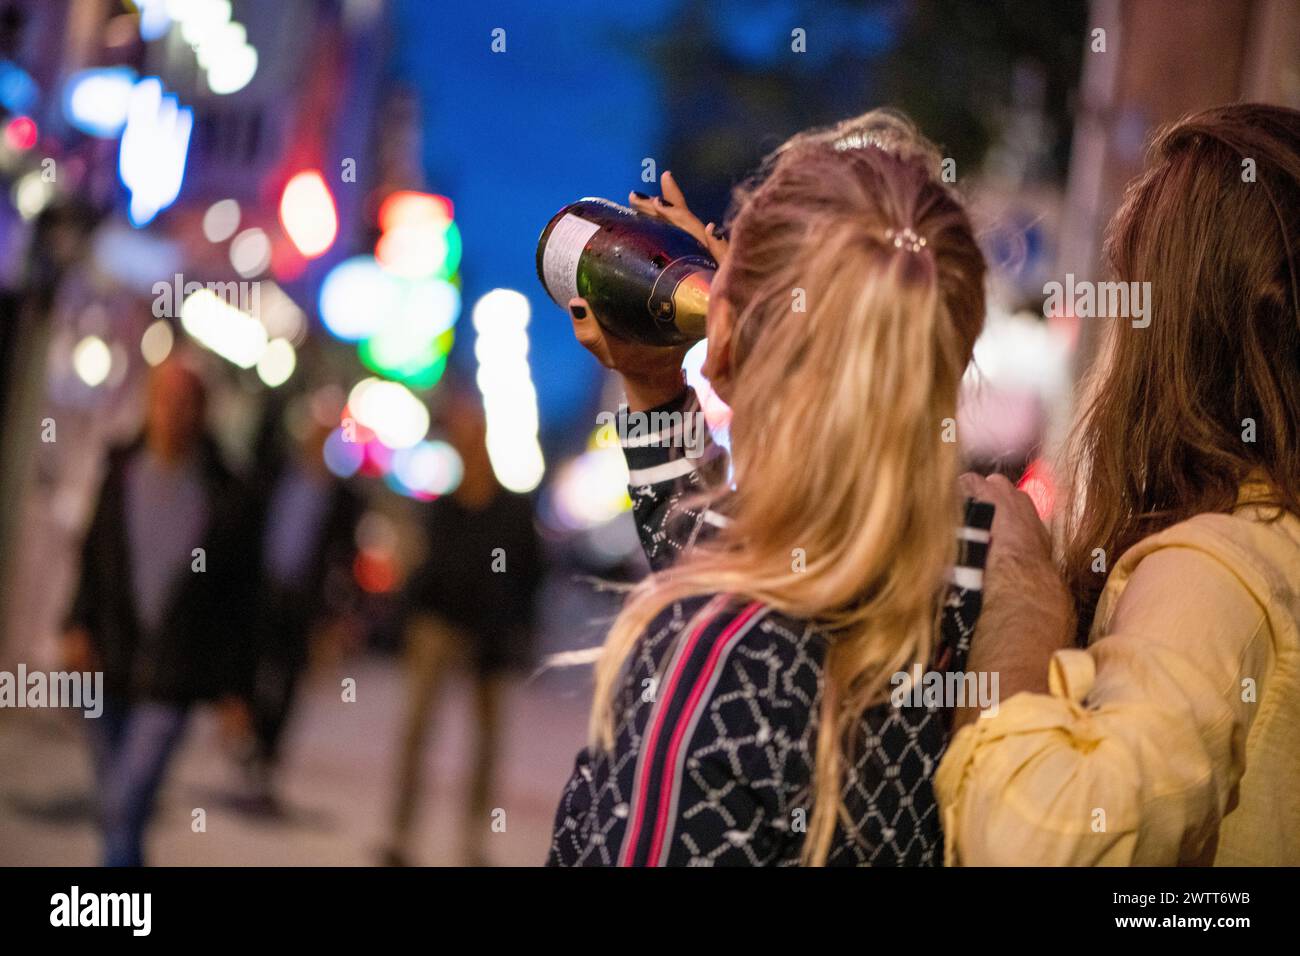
left=346, top=377, right=430, bottom=450
left=547, top=442, right=633, bottom=531
left=357, top=279, right=459, bottom=386
left=255, top=281, right=307, bottom=345
left=201, top=198, right=241, bottom=243
left=72, top=335, right=112, bottom=387
left=12, top=171, right=53, bottom=221
left=279, top=170, right=338, bottom=259
left=230, top=227, right=271, bottom=277
left=63, top=66, right=136, bottom=138
left=140, top=319, right=174, bottom=366
left=180, top=288, right=267, bottom=368
left=472, top=289, right=544, bottom=493
left=4, top=115, right=37, bottom=150
left=322, top=425, right=365, bottom=479
left=389, top=440, right=463, bottom=500
left=256, top=338, right=297, bottom=387
left=319, top=256, right=394, bottom=342
left=118, top=77, right=192, bottom=227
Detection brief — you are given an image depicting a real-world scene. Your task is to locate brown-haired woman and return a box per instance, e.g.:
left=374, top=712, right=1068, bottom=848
left=939, top=103, right=1300, bottom=865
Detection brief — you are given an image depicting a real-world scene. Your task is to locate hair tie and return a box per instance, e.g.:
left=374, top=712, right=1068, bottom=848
left=885, top=226, right=927, bottom=253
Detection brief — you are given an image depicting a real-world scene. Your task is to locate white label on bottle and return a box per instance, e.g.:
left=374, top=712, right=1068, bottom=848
left=542, top=213, right=602, bottom=307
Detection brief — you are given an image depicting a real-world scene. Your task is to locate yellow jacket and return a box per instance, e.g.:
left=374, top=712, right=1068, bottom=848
left=936, top=489, right=1300, bottom=865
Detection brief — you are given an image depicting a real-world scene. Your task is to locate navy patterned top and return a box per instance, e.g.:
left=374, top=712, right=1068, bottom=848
left=548, top=390, right=992, bottom=866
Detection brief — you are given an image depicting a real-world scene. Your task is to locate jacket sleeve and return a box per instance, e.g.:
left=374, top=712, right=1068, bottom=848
left=316, top=484, right=363, bottom=620
left=65, top=463, right=116, bottom=640
left=618, top=388, right=729, bottom=572
left=208, top=473, right=262, bottom=700
left=935, top=543, right=1269, bottom=865
left=934, top=498, right=996, bottom=677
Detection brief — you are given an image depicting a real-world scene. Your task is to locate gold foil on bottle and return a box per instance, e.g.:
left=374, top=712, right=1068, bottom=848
left=671, top=270, right=711, bottom=339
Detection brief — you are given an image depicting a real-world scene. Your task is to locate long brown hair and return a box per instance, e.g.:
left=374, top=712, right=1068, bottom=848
left=1063, top=103, right=1300, bottom=641
left=590, top=112, right=986, bottom=864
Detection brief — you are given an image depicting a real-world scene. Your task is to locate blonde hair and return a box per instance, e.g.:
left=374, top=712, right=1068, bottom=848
left=591, top=111, right=986, bottom=865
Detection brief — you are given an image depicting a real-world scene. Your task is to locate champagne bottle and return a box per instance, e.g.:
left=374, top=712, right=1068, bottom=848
left=536, top=198, right=714, bottom=346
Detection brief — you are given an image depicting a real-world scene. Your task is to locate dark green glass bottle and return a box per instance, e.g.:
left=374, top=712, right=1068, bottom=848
left=536, top=198, right=714, bottom=346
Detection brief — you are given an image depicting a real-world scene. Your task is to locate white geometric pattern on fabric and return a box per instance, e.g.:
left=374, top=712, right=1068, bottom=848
left=548, top=586, right=983, bottom=866
left=547, top=389, right=988, bottom=867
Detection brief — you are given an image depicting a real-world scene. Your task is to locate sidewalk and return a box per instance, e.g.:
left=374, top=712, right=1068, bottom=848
left=0, top=652, right=591, bottom=866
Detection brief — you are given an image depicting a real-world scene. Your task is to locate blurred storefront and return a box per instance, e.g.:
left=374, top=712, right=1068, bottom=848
left=0, top=0, right=392, bottom=672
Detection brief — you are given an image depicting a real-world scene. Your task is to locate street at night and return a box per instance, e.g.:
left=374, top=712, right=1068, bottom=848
left=0, top=0, right=1297, bottom=940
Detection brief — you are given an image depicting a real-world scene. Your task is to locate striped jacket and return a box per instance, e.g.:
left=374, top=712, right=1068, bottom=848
left=548, top=390, right=993, bottom=866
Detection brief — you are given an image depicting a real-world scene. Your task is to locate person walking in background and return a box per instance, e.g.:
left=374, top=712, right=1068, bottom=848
left=383, top=385, right=544, bottom=866
left=62, top=357, right=250, bottom=866
left=228, top=415, right=362, bottom=812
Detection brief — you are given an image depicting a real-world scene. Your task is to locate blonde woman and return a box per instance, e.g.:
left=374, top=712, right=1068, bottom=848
left=547, top=111, right=990, bottom=866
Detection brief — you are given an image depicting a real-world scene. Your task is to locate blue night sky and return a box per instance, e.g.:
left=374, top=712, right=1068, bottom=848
left=390, top=0, right=673, bottom=443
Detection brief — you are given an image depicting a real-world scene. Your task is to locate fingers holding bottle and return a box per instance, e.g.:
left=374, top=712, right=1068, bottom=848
left=628, top=170, right=719, bottom=254
left=568, top=297, right=687, bottom=411
left=568, top=296, right=616, bottom=369
left=703, top=220, right=730, bottom=263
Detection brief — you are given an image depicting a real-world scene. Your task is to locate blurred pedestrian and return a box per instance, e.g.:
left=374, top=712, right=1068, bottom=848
left=229, top=415, right=362, bottom=811
left=63, top=356, right=250, bottom=866
left=383, top=386, right=543, bottom=866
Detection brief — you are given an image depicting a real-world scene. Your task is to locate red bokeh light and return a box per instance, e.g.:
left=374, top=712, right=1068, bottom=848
left=5, top=116, right=38, bottom=151
left=353, top=548, right=397, bottom=594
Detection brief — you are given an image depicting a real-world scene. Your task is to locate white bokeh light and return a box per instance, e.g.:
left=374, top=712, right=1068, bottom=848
left=73, top=335, right=112, bottom=387
left=140, top=319, right=174, bottom=366
left=202, top=198, right=240, bottom=243
left=471, top=289, right=544, bottom=493
left=229, top=227, right=271, bottom=277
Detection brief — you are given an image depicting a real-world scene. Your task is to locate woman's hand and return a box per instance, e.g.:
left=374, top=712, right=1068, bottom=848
left=953, top=472, right=1075, bottom=727
left=627, top=170, right=730, bottom=264
left=568, top=172, right=727, bottom=411
left=568, top=298, right=689, bottom=412
left=958, top=472, right=1055, bottom=571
